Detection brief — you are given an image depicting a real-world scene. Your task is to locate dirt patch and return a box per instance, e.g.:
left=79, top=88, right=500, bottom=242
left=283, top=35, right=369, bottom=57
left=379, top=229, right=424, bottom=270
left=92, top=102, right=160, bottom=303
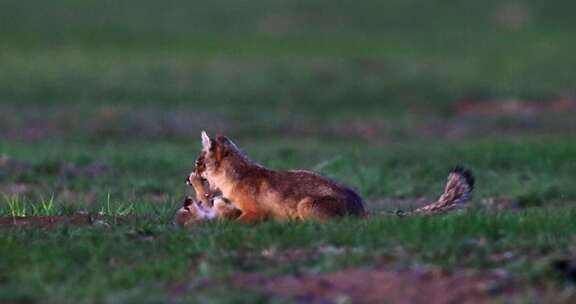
left=3, top=102, right=576, bottom=143
left=87, top=107, right=230, bottom=140
left=233, top=268, right=513, bottom=304
left=57, top=162, right=111, bottom=178
left=0, top=155, right=34, bottom=176
left=330, top=119, right=390, bottom=142
left=0, top=213, right=135, bottom=228
left=261, top=247, right=310, bottom=263
left=1, top=155, right=112, bottom=180
left=0, top=105, right=230, bottom=141
left=0, top=182, right=37, bottom=195
left=0, top=214, right=100, bottom=228
left=479, top=196, right=521, bottom=211
left=455, top=96, right=576, bottom=117
left=32, top=161, right=112, bottom=179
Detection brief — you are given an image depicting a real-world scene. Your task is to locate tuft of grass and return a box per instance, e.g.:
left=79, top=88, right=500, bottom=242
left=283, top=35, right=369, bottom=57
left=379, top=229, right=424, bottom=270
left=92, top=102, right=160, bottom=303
left=30, top=195, right=55, bottom=216
left=3, top=195, right=27, bottom=218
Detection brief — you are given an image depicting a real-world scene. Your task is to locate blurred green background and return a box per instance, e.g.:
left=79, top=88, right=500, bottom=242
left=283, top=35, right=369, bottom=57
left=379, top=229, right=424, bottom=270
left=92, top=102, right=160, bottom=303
left=2, top=0, right=576, bottom=143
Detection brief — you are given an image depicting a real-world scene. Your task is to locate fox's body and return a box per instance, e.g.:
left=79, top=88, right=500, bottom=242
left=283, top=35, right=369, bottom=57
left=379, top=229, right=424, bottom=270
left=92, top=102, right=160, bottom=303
left=190, top=132, right=365, bottom=222
left=181, top=132, right=474, bottom=223
left=215, top=167, right=365, bottom=221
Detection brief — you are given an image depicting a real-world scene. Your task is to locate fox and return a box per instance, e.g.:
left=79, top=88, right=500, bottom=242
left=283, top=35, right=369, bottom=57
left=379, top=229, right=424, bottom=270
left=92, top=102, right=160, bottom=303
left=186, top=131, right=366, bottom=222
left=178, top=164, right=475, bottom=224
left=182, top=132, right=475, bottom=223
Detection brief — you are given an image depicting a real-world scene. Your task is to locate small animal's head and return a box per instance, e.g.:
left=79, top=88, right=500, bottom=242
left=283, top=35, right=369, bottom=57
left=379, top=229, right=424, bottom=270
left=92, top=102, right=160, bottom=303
left=174, top=196, right=217, bottom=226
left=174, top=196, right=201, bottom=226
left=195, top=131, right=243, bottom=181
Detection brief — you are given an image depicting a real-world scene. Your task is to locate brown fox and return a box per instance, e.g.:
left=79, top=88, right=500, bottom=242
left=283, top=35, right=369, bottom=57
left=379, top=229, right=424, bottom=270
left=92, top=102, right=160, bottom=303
left=182, top=132, right=474, bottom=222
left=178, top=165, right=475, bottom=224
left=188, top=131, right=366, bottom=222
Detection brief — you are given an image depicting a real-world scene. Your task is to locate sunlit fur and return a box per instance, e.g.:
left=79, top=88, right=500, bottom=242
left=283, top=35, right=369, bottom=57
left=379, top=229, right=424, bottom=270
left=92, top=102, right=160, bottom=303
left=190, top=132, right=366, bottom=223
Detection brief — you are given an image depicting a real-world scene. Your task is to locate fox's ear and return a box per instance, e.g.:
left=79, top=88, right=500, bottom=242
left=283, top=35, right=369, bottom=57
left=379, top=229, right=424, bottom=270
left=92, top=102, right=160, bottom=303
left=216, top=135, right=239, bottom=151
left=201, top=131, right=211, bottom=152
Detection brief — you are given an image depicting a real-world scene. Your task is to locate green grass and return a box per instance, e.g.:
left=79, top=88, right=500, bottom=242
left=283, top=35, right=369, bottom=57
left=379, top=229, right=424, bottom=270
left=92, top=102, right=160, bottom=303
left=2, top=140, right=576, bottom=302
left=1, top=209, right=576, bottom=303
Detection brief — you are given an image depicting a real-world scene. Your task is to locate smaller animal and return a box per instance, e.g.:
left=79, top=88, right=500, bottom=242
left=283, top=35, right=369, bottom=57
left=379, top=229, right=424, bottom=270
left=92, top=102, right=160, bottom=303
left=175, top=195, right=241, bottom=226
left=174, top=196, right=214, bottom=226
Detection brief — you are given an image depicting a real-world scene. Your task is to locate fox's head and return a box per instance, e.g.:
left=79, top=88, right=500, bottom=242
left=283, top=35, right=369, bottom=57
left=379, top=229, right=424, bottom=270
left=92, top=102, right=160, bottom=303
left=193, top=131, right=247, bottom=189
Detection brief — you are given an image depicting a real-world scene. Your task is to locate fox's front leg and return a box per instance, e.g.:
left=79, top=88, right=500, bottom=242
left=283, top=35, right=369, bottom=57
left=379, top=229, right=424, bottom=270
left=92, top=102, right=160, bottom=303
left=186, top=173, right=211, bottom=206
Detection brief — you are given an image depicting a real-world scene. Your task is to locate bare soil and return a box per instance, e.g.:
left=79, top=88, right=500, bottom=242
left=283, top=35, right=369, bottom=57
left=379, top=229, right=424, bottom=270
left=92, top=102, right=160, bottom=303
left=3, top=100, right=576, bottom=143
left=0, top=213, right=134, bottom=228
left=455, top=96, right=576, bottom=116
left=233, top=267, right=514, bottom=304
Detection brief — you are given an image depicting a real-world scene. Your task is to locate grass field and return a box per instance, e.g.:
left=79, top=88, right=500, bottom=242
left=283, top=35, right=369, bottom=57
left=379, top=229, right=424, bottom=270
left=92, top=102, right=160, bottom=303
left=2, top=0, right=576, bottom=303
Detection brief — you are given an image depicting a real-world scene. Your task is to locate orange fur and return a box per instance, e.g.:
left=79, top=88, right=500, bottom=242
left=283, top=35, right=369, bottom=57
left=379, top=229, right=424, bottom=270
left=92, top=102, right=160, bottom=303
left=191, top=132, right=366, bottom=222
left=185, top=172, right=211, bottom=206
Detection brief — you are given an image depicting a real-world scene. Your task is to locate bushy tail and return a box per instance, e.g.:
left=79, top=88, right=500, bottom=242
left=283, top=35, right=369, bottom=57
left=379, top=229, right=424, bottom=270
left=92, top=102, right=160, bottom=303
left=414, top=166, right=475, bottom=215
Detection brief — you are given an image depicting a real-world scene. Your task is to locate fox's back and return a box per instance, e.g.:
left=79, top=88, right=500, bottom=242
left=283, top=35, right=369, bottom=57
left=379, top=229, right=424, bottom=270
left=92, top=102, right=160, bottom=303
left=272, top=170, right=355, bottom=197
left=256, top=169, right=365, bottom=217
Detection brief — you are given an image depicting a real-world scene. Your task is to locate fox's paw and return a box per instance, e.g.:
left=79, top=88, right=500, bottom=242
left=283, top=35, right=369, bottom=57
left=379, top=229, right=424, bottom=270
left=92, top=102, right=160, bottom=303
left=185, top=172, right=204, bottom=186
